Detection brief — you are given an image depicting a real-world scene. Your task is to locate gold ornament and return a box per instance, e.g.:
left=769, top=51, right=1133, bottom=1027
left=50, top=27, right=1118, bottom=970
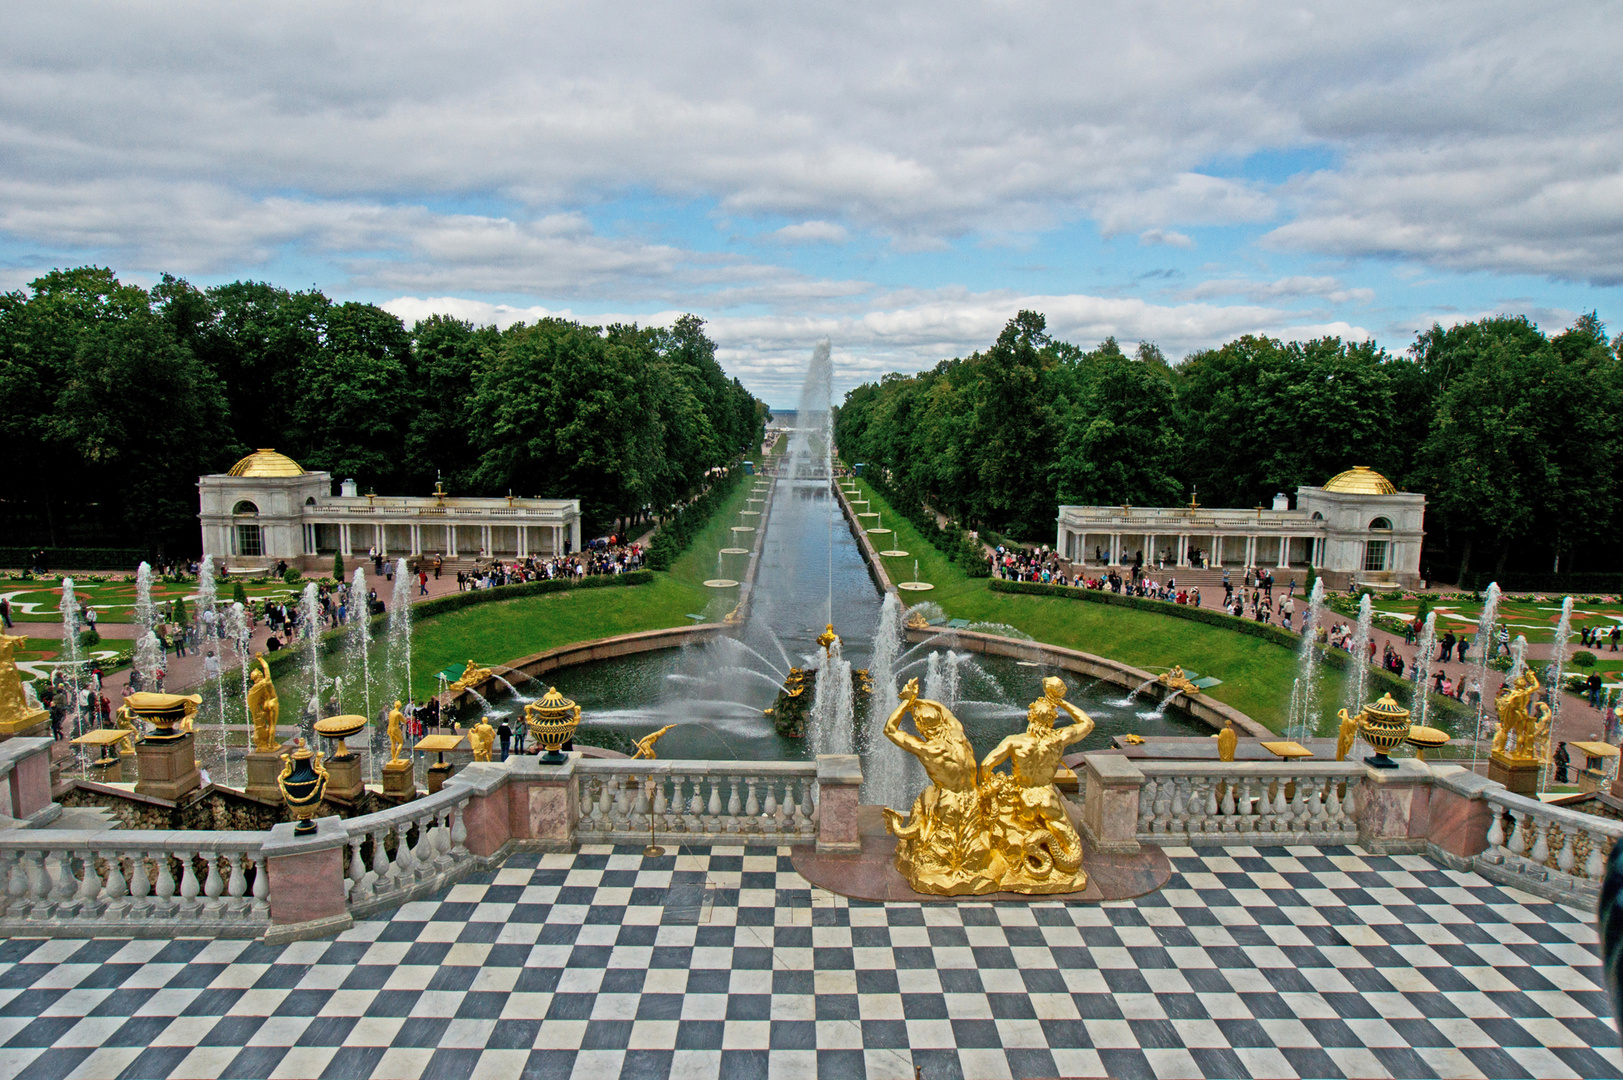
left=448, top=659, right=493, bottom=694
left=1335, top=707, right=1358, bottom=762
left=524, top=686, right=583, bottom=764
left=1158, top=666, right=1201, bottom=696
left=1217, top=718, right=1238, bottom=762
left=632, top=724, right=674, bottom=759
left=468, top=717, right=496, bottom=762
left=1493, top=671, right=1551, bottom=763
left=247, top=654, right=280, bottom=752
left=387, top=700, right=407, bottom=764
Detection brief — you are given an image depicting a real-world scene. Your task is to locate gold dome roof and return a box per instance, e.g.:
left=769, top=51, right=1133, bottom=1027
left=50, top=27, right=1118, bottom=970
left=227, top=449, right=304, bottom=478
left=1322, top=465, right=1396, bottom=495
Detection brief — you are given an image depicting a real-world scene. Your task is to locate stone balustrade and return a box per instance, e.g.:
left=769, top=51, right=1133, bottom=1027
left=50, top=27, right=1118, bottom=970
left=1478, top=786, right=1623, bottom=907
left=339, top=787, right=473, bottom=919
left=0, top=832, right=269, bottom=937
left=574, top=760, right=819, bottom=847
left=1134, top=761, right=1363, bottom=845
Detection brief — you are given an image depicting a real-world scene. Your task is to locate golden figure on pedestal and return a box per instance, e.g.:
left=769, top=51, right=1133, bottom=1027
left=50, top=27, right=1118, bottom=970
left=1492, top=671, right=1551, bottom=763
left=0, top=632, right=47, bottom=735
left=387, top=700, right=407, bottom=764
left=247, top=655, right=280, bottom=752
left=882, top=675, right=1094, bottom=896
left=448, top=659, right=493, bottom=694
left=1336, top=707, right=1358, bottom=762
left=469, top=717, right=496, bottom=762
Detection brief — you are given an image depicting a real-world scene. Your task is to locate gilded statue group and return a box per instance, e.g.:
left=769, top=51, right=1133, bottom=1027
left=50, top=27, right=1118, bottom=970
left=1492, top=669, right=1552, bottom=764
left=882, top=675, right=1093, bottom=896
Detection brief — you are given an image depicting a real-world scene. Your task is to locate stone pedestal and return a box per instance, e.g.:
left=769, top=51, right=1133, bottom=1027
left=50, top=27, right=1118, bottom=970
left=245, top=746, right=294, bottom=802
left=1356, top=757, right=1434, bottom=855
left=324, top=754, right=364, bottom=802
left=90, top=756, right=123, bottom=784
left=427, top=762, right=452, bottom=794
left=134, top=733, right=202, bottom=801
left=1488, top=751, right=1541, bottom=798
left=0, top=706, right=49, bottom=739
left=1080, top=753, right=1146, bottom=854
left=815, top=754, right=863, bottom=853
left=382, top=760, right=416, bottom=800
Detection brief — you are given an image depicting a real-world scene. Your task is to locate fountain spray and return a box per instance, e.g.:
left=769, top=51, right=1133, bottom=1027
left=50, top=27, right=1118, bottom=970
left=1543, top=596, right=1575, bottom=790
left=863, top=593, right=907, bottom=809
left=132, top=562, right=161, bottom=688
left=1410, top=611, right=1438, bottom=731
left=1469, top=583, right=1501, bottom=773
left=299, top=582, right=323, bottom=740
left=57, top=578, right=86, bottom=772
left=1289, top=577, right=1327, bottom=740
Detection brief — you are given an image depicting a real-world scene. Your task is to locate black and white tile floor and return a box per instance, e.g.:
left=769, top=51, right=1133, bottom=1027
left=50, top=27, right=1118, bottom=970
left=0, top=844, right=1617, bottom=1080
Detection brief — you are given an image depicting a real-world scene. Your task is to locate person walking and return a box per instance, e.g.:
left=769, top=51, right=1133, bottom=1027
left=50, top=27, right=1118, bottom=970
left=497, top=719, right=512, bottom=761
left=1553, top=741, right=1570, bottom=784
left=1589, top=671, right=1604, bottom=709
left=0, top=596, right=11, bottom=629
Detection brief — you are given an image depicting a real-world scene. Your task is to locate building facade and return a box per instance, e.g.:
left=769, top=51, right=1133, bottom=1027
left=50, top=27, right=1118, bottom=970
left=1055, top=466, right=1426, bottom=587
left=199, top=450, right=583, bottom=570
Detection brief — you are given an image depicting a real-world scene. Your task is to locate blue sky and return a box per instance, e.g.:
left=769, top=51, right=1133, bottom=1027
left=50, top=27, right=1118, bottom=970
left=1, top=3, right=1618, bottom=407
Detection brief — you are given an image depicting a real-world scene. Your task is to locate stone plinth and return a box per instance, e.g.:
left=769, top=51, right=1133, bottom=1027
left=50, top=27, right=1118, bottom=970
left=1426, top=766, right=1497, bottom=865
left=1579, top=768, right=1609, bottom=794
left=0, top=706, right=49, bottom=739
left=244, top=745, right=296, bottom=802
left=427, top=762, right=452, bottom=794
left=90, top=757, right=123, bottom=784
left=505, top=754, right=578, bottom=850
left=324, top=754, right=364, bottom=802
left=815, top=755, right=862, bottom=853
left=262, top=817, right=352, bottom=944
left=134, top=734, right=201, bottom=801
left=1080, top=753, right=1145, bottom=854
left=1356, top=757, right=1433, bottom=854
left=1488, top=751, right=1541, bottom=798
left=382, top=760, right=416, bottom=800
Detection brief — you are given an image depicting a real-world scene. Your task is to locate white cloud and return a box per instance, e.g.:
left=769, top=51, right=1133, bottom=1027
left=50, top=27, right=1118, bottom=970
left=1179, top=276, right=1375, bottom=305
left=1139, top=229, right=1195, bottom=249
left=768, top=220, right=849, bottom=245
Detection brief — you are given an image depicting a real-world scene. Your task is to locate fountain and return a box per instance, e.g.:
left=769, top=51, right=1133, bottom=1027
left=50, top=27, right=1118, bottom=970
left=1544, top=596, right=1576, bottom=790
left=1410, top=610, right=1438, bottom=730
left=1469, top=582, right=1501, bottom=772
left=298, top=582, right=323, bottom=740
left=57, top=578, right=86, bottom=771
left=1344, top=593, right=1374, bottom=716
left=1287, top=577, right=1327, bottom=740
left=809, top=626, right=854, bottom=756
left=345, top=567, right=374, bottom=741
left=863, top=593, right=907, bottom=809
left=132, top=561, right=161, bottom=689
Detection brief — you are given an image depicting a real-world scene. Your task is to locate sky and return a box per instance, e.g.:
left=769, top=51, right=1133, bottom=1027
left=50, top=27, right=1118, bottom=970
left=2, top=3, right=1619, bottom=407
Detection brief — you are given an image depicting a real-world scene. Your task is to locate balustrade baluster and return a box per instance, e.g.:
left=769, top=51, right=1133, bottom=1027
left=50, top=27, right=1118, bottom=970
left=1219, top=777, right=1236, bottom=827
left=762, top=781, right=780, bottom=835
left=451, top=804, right=469, bottom=856
left=47, top=850, right=75, bottom=904
left=393, top=822, right=415, bottom=883
left=1203, top=779, right=1219, bottom=832
left=25, top=851, right=51, bottom=920
left=371, top=828, right=392, bottom=892
left=5, top=851, right=26, bottom=914
left=1138, top=779, right=1157, bottom=835
left=1153, top=778, right=1173, bottom=834
left=1585, top=830, right=1609, bottom=881
left=1326, top=783, right=1344, bottom=830
left=726, top=777, right=743, bottom=834
left=707, top=777, right=723, bottom=821
left=744, top=778, right=761, bottom=822
left=153, top=852, right=177, bottom=914
left=1509, top=810, right=1530, bottom=858
left=179, top=852, right=202, bottom=915
left=1168, top=777, right=1187, bottom=835
left=100, top=851, right=128, bottom=916
left=350, top=837, right=372, bottom=903
left=1287, top=781, right=1307, bottom=832
left=226, top=852, right=248, bottom=915
left=129, top=852, right=152, bottom=917
left=613, top=777, right=634, bottom=833
left=202, top=854, right=225, bottom=916
left=1486, top=807, right=1505, bottom=855
left=250, top=854, right=269, bottom=915
left=412, top=815, right=436, bottom=871
left=795, top=778, right=815, bottom=835
left=74, top=849, right=103, bottom=914
left=652, top=779, right=668, bottom=835
left=1556, top=823, right=1576, bottom=875
left=666, top=776, right=684, bottom=834
left=1236, top=779, right=1256, bottom=833
left=1531, top=817, right=1552, bottom=865
left=1307, top=781, right=1327, bottom=833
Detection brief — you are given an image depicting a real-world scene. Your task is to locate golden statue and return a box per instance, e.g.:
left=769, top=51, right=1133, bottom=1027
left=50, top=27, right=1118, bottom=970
left=1336, top=707, right=1358, bottom=762
left=448, top=659, right=493, bottom=694
left=113, top=704, right=140, bottom=756
left=977, top=677, right=1094, bottom=893
left=1158, top=666, right=1201, bottom=696
left=1217, top=717, right=1238, bottom=762
left=469, top=716, right=496, bottom=762
left=816, top=624, right=839, bottom=653
left=632, top=724, right=674, bottom=759
left=247, top=655, right=280, bottom=752
left=387, top=700, right=407, bottom=764
left=0, top=632, right=46, bottom=733
left=882, top=678, right=1002, bottom=895
left=1493, top=671, right=1550, bottom=762
left=904, top=609, right=929, bottom=630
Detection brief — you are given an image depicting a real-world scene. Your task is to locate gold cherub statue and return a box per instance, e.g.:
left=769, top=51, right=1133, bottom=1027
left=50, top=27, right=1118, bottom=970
left=247, top=654, right=280, bottom=752
left=1492, top=670, right=1551, bottom=762
left=387, top=700, right=407, bottom=764
left=448, top=659, right=493, bottom=694
left=978, top=677, right=1095, bottom=893
left=469, top=716, right=496, bottom=762
left=631, top=724, right=674, bottom=759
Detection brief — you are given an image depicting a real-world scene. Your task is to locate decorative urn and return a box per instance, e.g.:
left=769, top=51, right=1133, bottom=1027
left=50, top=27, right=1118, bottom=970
left=313, top=713, right=368, bottom=759
left=122, top=691, right=202, bottom=740
left=1357, top=693, right=1412, bottom=768
left=524, top=686, right=582, bottom=764
left=277, top=738, right=329, bottom=834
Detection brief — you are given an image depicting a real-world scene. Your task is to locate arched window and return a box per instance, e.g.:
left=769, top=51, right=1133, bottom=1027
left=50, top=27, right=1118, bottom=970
left=1310, top=511, right=1324, bottom=521
left=1369, top=516, right=1392, bottom=530
left=232, top=500, right=259, bottom=515
left=305, top=496, right=317, bottom=506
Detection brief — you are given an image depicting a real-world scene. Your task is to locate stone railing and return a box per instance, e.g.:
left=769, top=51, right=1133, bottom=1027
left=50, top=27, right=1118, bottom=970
left=574, top=760, right=818, bottom=847
left=0, top=832, right=269, bottom=937
left=0, top=737, right=55, bottom=825
left=340, top=787, right=473, bottom=920
left=1134, top=762, right=1362, bottom=845
left=1476, top=786, right=1623, bottom=907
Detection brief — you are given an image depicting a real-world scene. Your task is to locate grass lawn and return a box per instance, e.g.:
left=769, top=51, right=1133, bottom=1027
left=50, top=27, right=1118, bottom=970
left=844, top=476, right=1335, bottom=732
left=0, top=576, right=309, bottom=624
left=1346, top=594, right=1623, bottom=646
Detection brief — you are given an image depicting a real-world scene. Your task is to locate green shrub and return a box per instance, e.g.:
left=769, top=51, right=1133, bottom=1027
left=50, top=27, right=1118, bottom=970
left=0, top=547, right=147, bottom=571
left=333, top=552, right=345, bottom=580
left=283, top=567, right=303, bottom=585
left=78, top=628, right=100, bottom=649
left=1573, top=651, right=1598, bottom=668
left=232, top=581, right=248, bottom=606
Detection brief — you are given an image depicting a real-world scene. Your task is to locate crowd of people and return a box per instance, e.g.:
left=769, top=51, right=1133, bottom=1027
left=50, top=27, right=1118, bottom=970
left=453, top=538, right=645, bottom=591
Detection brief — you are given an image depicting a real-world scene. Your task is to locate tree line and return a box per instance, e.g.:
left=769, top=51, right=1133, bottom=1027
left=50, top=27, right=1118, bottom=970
left=0, top=267, right=765, bottom=551
left=834, top=310, right=1623, bottom=581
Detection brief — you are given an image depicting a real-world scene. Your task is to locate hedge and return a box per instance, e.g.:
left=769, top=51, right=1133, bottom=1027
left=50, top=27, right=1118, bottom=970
left=0, top=547, right=147, bottom=571
left=988, top=578, right=1473, bottom=729
left=263, top=571, right=655, bottom=678
left=646, top=470, right=744, bottom=571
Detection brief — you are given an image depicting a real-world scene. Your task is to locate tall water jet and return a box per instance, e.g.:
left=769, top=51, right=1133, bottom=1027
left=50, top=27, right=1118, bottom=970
left=924, top=649, right=964, bottom=710
left=57, top=579, right=86, bottom=768
left=346, top=567, right=374, bottom=740
left=132, top=562, right=162, bottom=688
left=387, top=556, right=414, bottom=708
left=1410, top=610, right=1438, bottom=730
left=863, top=593, right=907, bottom=809
left=225, top=601, right=251, bottom=787
left=810, top=637, right=854, bottom=756
left=1288, top=577, right=1327, bottom=739
left=1508, top=634, right=1528, bottom=680
left=785, top=340, right=833, bottom=482
left=298, top=582, right=323, bottom=739
left=1543, top=595, right=1575, bottom=789
left=1469, top=582, right=1501, bottom=772
left=1344, top=593, right=1374, bottom=714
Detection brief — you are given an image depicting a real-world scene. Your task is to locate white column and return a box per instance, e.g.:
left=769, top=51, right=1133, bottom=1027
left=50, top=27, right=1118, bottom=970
left=571, top=518, right=582, bottom=553
left=379, top=524, right=388, bottom=558
left=448, top=523, right=457, bottom=557
left=1278, top=536, right=1290, bottom=568
left=1245, top=534, right=1256, bottom=567
left=411, top=525, right=422, bottom=556
left=480, top=525, right=491, bottom=555
left=341, top=523, right=352, bottom=556
left=519, top=526, right=528, bottom=558
left=1109, top=534, right=1120, bottom=565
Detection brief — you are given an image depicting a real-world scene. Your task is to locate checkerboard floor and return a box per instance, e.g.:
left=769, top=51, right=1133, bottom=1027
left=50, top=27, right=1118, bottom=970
left=0, top=844, right=1617, bottom=1080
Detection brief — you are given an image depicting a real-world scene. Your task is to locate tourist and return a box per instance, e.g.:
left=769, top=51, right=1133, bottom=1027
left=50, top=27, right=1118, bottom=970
left=1497, top=627, right=1510, bottom=656
left=1588, top=671, right=1604, bottom=708
left=1612, top=625, right=1621, bottom=652
left=1553, top=741, right=1570, bottom=783
left=1440, top=631, right=1455, bottom=662
left=419, top=569, right=429, bottom=596
left=497, top=719, right=512, bottom=760
left=0, top=596, right=10, bottom=629
left=203, top=651, right=220, bottom=679
left=1457, top=635, right=1469, bottom=663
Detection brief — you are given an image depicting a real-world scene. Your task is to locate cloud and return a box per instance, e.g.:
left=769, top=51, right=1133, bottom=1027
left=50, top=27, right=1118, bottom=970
left=1139, top=229, right=1195, bottom=249
left=1178, top=276, right=1375, bottom=305
left=767, top=220, right=849, bottom=245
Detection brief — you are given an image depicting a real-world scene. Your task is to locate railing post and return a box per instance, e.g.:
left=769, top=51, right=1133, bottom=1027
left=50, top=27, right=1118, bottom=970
left=261, top=817, right=353, bottom=945
left=1425, top=768, right=1499, bottom=868
left=815, top=755, right=862, bottom=853
left=1355, top=757, right=1433, bottom=855
left=1080, top=753, right=1144, bottom=854
left=504, top=754, right=579, bottom=851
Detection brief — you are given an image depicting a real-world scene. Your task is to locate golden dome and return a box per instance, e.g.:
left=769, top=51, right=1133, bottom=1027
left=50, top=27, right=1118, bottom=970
left=227, top=449, right=304, bottom=478
left=1322, top=465, right=1396, bottom=495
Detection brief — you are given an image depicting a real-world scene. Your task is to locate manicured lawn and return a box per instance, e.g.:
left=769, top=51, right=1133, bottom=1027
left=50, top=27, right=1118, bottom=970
left=843, top=476, right=1330, bottom=732
left=0, top=576, right=307, bottom=624
left=1349, top=595, right=1623, bottom=645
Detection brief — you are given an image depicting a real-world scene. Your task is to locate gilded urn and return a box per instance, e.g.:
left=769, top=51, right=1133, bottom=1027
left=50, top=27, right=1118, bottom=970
left=122, top=691, right=202, bottom=740
left=1357, top=693, right=1411, bottom=769
left=313, top=713, right=368, bottom=759
left=524, top=686, right=582, bottom=764
left=277, top=738, right=329, bottom=834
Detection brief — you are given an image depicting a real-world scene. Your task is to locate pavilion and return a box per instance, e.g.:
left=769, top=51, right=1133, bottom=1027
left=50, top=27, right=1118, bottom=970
left=197, top=449, right=583, bottom=571
left=1055, top=466, right=1426, bottom=588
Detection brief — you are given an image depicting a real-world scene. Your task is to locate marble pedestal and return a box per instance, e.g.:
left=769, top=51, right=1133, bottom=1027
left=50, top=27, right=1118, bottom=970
left=427, top=763, right=452, bottom=794
left=0, top=706, right=49, bottom=739
left=1488, top=751, right=1541, bottom=798
left=134, top=734, right=201, bottom=801
left=324, top=754, right=365, bottom=802
left=90, top=756, right=123, bottom=784
left=382, top=760, right=416, bottom=799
